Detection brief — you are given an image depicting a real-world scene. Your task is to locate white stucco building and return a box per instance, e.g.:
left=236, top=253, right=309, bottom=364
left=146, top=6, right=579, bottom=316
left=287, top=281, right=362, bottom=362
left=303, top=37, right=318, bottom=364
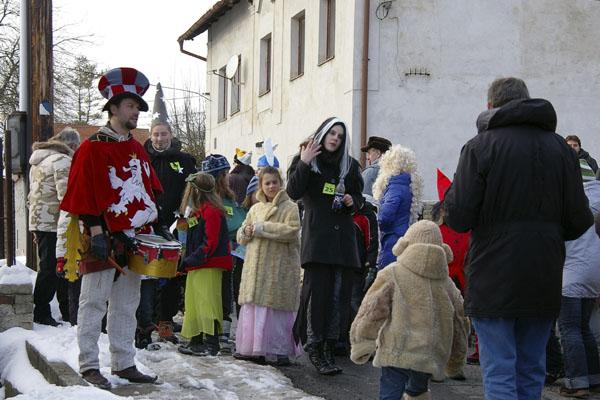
left=179, top=0, right=600, bottom=199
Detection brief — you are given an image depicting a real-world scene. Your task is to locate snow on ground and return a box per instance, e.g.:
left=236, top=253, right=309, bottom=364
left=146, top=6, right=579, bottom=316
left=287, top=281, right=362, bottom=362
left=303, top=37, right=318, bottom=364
left=0, top=256, right=320, bottom=399
left=0, top=323, right=320, bottom=399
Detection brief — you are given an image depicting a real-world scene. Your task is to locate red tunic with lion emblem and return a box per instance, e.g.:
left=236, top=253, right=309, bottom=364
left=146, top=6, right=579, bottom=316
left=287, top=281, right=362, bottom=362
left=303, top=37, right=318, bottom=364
left=61, top=133, right=163, bottom=232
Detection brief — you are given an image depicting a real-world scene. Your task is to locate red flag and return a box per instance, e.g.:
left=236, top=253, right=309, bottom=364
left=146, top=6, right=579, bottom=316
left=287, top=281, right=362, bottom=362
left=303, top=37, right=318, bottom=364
left=437, top=168, right=452, bottom=201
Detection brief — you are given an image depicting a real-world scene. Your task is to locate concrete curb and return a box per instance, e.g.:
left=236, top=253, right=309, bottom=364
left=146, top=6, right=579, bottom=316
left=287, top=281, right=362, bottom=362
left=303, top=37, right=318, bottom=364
left=25, top=340, right=88, bottom=387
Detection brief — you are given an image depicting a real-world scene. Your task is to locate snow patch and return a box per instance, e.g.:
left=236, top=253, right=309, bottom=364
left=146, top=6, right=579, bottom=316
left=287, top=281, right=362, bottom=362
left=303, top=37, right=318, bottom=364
left=0, top=257, right=34, bottom=286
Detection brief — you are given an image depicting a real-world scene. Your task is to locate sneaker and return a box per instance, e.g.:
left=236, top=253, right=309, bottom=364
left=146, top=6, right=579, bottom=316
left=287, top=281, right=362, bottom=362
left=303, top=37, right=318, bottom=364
left=559, top=387, right=590, bottom=398
left=34, top=316, right=61, bottom=327
left=112, top=366, right=157, bottom=384
left=82, top=369, right=111, bottom=390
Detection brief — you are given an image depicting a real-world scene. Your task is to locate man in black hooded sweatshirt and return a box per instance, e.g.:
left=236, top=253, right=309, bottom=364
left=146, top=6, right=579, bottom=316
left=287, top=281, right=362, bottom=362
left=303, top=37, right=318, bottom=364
left=142, top=121, right=196, bottom=344
left=444, top=77, right=592, bottom=399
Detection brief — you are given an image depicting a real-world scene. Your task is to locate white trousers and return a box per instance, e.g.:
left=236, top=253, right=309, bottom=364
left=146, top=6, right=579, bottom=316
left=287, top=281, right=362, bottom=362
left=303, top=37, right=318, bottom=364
left=77, top=267, right=141, bottom=373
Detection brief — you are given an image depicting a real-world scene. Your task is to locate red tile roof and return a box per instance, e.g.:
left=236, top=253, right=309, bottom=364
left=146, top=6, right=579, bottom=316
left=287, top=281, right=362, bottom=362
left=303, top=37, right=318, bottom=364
left=54, top=123, right=149, bottom=145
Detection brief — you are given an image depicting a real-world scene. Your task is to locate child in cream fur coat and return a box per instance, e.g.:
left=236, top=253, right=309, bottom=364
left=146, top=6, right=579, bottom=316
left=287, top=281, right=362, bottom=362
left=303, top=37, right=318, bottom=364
left=350, top=220, right=469, bottom=400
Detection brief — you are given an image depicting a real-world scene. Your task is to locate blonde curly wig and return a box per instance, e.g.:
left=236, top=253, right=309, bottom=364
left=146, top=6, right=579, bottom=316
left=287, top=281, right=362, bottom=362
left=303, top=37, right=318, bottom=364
left=372, top=144, right=423, bottom=224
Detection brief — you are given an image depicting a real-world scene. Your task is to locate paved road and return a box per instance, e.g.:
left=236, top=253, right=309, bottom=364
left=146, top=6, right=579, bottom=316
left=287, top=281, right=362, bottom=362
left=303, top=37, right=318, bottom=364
left=276, top=353, right=600, bottom=400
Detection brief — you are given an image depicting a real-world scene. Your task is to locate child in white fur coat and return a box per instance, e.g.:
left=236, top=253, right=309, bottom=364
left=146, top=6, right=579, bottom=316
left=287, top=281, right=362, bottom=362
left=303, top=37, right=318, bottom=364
left=350, top=220, right=469, bottom=400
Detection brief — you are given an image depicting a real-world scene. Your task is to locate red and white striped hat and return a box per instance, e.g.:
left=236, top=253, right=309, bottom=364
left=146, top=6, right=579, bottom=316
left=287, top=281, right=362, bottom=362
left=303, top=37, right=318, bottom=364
left=98, top=67, right=150, bottom=112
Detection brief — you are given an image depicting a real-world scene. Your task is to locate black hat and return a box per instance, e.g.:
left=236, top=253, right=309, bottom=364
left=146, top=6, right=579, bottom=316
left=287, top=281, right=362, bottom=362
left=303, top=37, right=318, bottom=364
left=361, top=136, right=392, bottom=153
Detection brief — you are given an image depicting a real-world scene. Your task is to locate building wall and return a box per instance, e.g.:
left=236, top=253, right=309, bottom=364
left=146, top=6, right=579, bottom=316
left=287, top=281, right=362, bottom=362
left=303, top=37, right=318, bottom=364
left=366, top=0, right=600, bottom=199
left=206, top=0, right=359, bottom=170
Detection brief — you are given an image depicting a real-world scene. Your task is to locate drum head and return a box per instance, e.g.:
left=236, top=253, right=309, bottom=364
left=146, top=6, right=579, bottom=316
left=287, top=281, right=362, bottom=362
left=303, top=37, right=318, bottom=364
left=135, top=234, right=181, bottom=249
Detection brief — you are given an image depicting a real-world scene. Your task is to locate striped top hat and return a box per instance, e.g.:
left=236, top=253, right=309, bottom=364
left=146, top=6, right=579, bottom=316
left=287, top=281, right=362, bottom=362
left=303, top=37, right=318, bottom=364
left=98, top=67, right=150, bottom=112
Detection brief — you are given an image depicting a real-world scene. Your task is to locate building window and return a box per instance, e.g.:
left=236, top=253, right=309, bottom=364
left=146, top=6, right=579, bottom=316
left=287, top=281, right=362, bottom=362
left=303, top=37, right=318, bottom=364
left=230, top=55, right=241, bottom=115
left=259, top=34, right=272, bottom=96
left=318, top=0, right=335, bottom=64
left=290, top=11, right=305, bottom=79
left=218, top=65, right=228, bottom=122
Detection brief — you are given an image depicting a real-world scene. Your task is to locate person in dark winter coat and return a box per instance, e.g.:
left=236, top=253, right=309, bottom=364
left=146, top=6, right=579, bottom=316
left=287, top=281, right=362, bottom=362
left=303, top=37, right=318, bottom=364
left=229, top=149, right=255, bottom=204
left=287, top=116, right=364, bottom=375
left=141, top=121, right=197, bottom=346
left=565, top=134, right=599, bottom=177
left=444, top=77, right=593, bottom=400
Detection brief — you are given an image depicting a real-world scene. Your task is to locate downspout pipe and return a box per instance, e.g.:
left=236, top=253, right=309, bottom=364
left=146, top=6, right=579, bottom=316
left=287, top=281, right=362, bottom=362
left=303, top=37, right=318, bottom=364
left=359, top=0, right=370, bottom=167
left=178, top=39, right=208, bottom=62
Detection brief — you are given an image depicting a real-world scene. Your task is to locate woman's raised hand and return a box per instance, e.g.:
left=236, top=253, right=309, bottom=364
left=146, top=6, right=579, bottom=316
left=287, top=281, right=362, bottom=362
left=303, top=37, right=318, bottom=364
left=300, top=139, right=322, bottom=164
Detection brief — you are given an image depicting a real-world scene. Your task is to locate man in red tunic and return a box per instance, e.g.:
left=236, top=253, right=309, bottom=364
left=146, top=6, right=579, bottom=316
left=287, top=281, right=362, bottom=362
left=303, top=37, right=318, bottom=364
left=61, top=67, right=164, bottom=389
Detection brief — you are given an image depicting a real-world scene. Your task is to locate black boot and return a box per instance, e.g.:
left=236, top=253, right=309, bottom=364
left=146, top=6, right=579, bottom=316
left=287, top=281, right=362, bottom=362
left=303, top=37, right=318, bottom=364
left=306, top=342, right=337, bottom=375
left=178, top=334, right=206, bottom=355
left=323, top=340, right=342, bottom=374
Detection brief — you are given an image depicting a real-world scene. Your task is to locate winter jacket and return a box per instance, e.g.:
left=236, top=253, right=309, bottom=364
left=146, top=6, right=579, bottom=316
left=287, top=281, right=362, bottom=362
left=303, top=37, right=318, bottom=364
left=182, top=203, right=233, bottom=272
left=578, top=148, right=599, bottom=174
left=236, top=189, right=301, bottom=311
left=562, top=180, right=600, bottom=298
left=361, top=161, right=380, bottom=196
left=377, top=173, right=412, bottom=269
left=350, top=242, right=468, bottom=380
left=144, top=138, right=196, bottom=227
left=28, top=141, right=74, bottom=232
left=444, top=98, right=593, bottom=319
left=287, top=155, right=364, bottom=269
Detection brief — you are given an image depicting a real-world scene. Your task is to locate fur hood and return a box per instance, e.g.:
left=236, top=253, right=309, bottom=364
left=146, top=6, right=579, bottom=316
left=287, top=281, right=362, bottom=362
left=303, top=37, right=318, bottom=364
left=29, top=140, right=73, bottom=166
left=394, top=243, right=452, bottom=280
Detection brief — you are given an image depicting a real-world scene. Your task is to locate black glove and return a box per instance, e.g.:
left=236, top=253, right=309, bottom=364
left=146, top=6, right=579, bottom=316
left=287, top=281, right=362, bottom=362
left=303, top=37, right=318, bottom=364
left=363, top=267, right=378, bottom=293
left=90, top=234, right=109, bottom=261
left=112, top=231, right=139, bottom=253
left=154, top=224, right=176, bottom=241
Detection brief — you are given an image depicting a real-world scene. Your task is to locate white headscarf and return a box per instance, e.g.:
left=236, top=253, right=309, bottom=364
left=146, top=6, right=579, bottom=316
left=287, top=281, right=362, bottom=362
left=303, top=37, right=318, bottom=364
left=310, top=117, right=352, bottom=184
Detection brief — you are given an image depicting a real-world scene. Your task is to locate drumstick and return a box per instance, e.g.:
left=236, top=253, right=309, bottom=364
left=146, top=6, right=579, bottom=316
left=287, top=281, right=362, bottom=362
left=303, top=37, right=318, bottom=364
left=107, top=256, right=127, bottom=275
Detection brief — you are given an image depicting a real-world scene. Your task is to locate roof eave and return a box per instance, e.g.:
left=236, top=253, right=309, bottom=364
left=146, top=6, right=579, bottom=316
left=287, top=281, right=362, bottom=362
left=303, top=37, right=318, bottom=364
left=177, top=0, right=244, bottom=43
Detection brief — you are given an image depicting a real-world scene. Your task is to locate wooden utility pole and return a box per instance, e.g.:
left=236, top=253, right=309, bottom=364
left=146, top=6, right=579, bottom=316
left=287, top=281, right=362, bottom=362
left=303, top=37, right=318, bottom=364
left=26, top=0, right=53, bottom=268
left=29, top=0, right=53, bottom=142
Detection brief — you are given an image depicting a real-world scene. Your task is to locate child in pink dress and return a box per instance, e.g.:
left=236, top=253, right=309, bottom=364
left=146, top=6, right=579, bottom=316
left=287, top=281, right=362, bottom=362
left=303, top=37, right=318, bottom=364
left=234, top=167, right=303, bottom=365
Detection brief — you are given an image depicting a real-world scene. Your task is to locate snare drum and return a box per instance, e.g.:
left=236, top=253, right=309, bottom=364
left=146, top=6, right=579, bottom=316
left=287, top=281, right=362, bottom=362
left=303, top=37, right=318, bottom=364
left=128, top=234, right=182, bottom=278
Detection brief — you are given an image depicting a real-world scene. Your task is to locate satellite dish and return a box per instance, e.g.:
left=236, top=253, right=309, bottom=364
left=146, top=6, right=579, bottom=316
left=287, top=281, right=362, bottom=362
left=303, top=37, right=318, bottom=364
left=225, top=55, right=239, bottom=80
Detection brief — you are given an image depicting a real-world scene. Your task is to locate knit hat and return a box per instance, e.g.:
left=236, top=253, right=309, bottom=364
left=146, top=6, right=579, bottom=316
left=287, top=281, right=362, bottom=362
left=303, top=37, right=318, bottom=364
left=201, top=154, right=230, bottom=177
left=234, top=148, right=252, bottom=166
left=246, top=175, right=259, bottom=195
left=392, top=220, right=453, bottom=262
left=98, top=67, right=150, bottom=112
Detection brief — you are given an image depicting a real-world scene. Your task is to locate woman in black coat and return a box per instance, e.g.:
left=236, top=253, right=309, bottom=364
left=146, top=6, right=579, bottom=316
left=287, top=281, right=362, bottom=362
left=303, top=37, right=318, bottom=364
left=287, top=117, right=364, bottom=375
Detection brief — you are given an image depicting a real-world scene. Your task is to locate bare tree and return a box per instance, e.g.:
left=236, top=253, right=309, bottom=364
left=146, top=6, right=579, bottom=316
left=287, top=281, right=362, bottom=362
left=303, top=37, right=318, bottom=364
left=170, top=89, right=206, bottom=162
left=0, top=0, right=19, bottom=126
left=0, top=0, right=96, bottom=130
left=54, top=56, right=104, bottom=124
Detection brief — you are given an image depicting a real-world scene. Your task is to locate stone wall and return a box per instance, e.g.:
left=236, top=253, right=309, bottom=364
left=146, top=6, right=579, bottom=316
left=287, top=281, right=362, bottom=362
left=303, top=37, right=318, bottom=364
left=0, top=282, right=33, bottom=331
